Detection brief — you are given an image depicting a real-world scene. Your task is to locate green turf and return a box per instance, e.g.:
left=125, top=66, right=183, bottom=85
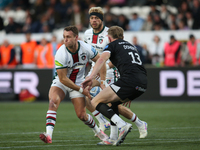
left=0, top=101, right=200, bottom=150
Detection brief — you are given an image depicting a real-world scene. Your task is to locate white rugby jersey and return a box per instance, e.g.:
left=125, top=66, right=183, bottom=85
left=84, top=26, right=109, bottom=55
left=84, top=26, right=120, bottom=84
left=54, top=40, right=98, bottom=86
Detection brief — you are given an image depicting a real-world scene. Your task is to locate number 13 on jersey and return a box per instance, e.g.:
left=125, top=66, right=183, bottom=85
left=128, top=52, right=142, bottom=65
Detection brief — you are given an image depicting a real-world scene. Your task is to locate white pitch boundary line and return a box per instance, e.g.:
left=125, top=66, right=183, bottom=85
left=0, top=138, right=199, bottom=144
left=0, top=139, right=199, bottom=149
left=0, top=126, right=200, bottom=135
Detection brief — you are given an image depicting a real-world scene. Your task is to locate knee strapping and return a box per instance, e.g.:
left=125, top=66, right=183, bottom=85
left=49, top=100, right=57, bottom=109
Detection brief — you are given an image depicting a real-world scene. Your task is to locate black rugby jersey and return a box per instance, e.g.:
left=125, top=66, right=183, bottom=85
left=103, top=39, right=147, bottom=84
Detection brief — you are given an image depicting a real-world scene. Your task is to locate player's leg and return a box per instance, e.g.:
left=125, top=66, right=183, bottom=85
left=86, top=97, right=110, bottom=132
left=118, top=105, right=148, bottom=138
left=85, top=78, right=110, bottom=132
left=40, top=86, right=65, bottom=143
left=71, top=96, right=108, bottom=141
left=91, top=86, right=132, bottom=146
left=86, top=85, right=110, bottom=132
left=97, top=102, right=119, bottom=145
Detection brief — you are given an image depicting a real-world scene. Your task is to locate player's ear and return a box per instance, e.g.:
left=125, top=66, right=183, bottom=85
left=108, top=35, right=112, bottom=43
left=75, top=35, right=78, bottom=40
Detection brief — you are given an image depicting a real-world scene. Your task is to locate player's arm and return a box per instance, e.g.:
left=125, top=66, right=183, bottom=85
left=91, top=52, right=110, bottom=78
left=82, top=52, right=110, bottom=89
left=91, top=53, right=107, bottom=89
left=106, top=61, right=114, bottom=69
left=91, top=53, right=106, bottom=81
left=57, top=68, right=90, bottom=96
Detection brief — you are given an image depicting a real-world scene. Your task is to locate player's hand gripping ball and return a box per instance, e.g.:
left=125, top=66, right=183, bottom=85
left=90, top=86, right=101, bottom=98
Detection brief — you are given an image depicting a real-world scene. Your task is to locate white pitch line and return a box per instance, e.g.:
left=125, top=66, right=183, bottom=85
left=0, top=138, right=199, bottom=144
left=0, top=126, right=199, bottom=135
left=0, top=139, right=199, bottom=149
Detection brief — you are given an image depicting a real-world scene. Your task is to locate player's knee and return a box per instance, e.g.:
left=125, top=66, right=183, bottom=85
left=49, top=98, right=60, bottom=109
left=76, top=111, right=86, bottom=121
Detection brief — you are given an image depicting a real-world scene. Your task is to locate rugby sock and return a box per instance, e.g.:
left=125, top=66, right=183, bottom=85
left=84, top=114, right=100, bottom=134
left=110, top=122, right=118, bottom=140
left=96, top=103, right=126, bottom=128
left=130, top=114, right=143, bottom=127
left=46, top=110, right=57, bottom=139
left=92, top=110, right=108, bottom=123
left=111, top=114, right=127, bottom=129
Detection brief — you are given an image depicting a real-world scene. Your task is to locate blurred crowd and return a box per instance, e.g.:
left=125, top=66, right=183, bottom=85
left=1, top=32, right=200, bottom=69
left=1, top=0, right=200, bottom=69
left=0, top=32, right=63, bottom=69
left=0, top=0, right=200, bottom=33
left=132, top=34, right=200, bottom=67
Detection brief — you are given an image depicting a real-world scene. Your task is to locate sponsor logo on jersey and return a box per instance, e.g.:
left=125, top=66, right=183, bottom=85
left=95, top=45, right=103, bottom=50
left=119, top=42, right=128, bottom=44
left=99, top=39, right=103, bottom=44
left=55, top=60, right=63, bottom=66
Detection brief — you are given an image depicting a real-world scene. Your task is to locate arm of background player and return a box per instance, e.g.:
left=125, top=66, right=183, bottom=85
left=107, top=61, right=114, bottom=69
left=82, top=52, right=110, bottom=89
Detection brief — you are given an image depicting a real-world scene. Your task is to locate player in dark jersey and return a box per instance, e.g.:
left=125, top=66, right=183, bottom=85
left=82, top=26, right=147, bottom=146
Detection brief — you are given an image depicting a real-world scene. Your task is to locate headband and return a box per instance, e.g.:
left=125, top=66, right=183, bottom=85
left=89, top=12, right=103, bottom=21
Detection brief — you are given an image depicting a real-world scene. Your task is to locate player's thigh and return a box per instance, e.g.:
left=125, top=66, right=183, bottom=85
left=49, top=86, right=66, bottom=103
left=91, top=86, right=121, bottom=107
left=71, top=97, right=87, bottom=118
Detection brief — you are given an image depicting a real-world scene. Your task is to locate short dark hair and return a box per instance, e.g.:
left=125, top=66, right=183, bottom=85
left=170, top=35, right=175, bottom=39
left=108, top=26, right=124, bottom=39
left=189, top=34, right=195, bottom=39
left=64, top=26, right=79, bottom=36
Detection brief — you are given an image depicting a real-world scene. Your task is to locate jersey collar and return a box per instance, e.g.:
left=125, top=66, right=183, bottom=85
left=66, top=41, right=80, bottom=55
left=93, top=26, right=105, bottom=35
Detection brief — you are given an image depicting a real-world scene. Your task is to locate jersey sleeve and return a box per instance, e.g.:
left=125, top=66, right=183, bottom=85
left=103, top=43, right=113, bottom=54
left=89, top=46, right=98, bottom=59
left=54, top=47, right=69, bottom=69
left=83, top=32, right=88, bottom=43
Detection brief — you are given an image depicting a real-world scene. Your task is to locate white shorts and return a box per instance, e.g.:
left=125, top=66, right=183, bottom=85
left=51, top=78, right=84, bottom=99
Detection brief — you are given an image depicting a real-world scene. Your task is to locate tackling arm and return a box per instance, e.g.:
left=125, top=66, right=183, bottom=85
left=91, top=53, right=106, bottom=82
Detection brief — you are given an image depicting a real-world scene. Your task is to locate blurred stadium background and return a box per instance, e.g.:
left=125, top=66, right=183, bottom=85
left=0, top=0, right=200, bottom=101
left=0, top=0, right=200, bottom=149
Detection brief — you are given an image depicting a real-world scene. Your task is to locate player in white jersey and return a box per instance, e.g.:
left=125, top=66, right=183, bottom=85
left=84, top=26, right=118, bottom=84
left=84, top=7, right=148, bottom=144
left=39, top=26, right=108, bottom=144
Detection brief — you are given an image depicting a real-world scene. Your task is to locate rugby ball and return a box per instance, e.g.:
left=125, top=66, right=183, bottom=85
left=90, top=86, right=101, bottom=98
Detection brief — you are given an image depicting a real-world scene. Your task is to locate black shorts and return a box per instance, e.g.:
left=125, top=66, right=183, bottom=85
left=110, top=76, right=147, bottom=102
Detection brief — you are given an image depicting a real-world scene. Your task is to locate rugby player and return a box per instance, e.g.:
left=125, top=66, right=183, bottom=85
left=84, top=7, right=148, bottom=144
left=39, top=26, right=108, bottom=143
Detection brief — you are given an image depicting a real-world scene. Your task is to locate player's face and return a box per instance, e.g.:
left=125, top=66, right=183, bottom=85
left=89, top=15, right=103, bottom=30
left=63, top=30, right=77, bottom=48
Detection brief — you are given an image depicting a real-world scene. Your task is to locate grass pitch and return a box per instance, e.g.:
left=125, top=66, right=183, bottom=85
left=0, top=101, right=199, bottom=150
